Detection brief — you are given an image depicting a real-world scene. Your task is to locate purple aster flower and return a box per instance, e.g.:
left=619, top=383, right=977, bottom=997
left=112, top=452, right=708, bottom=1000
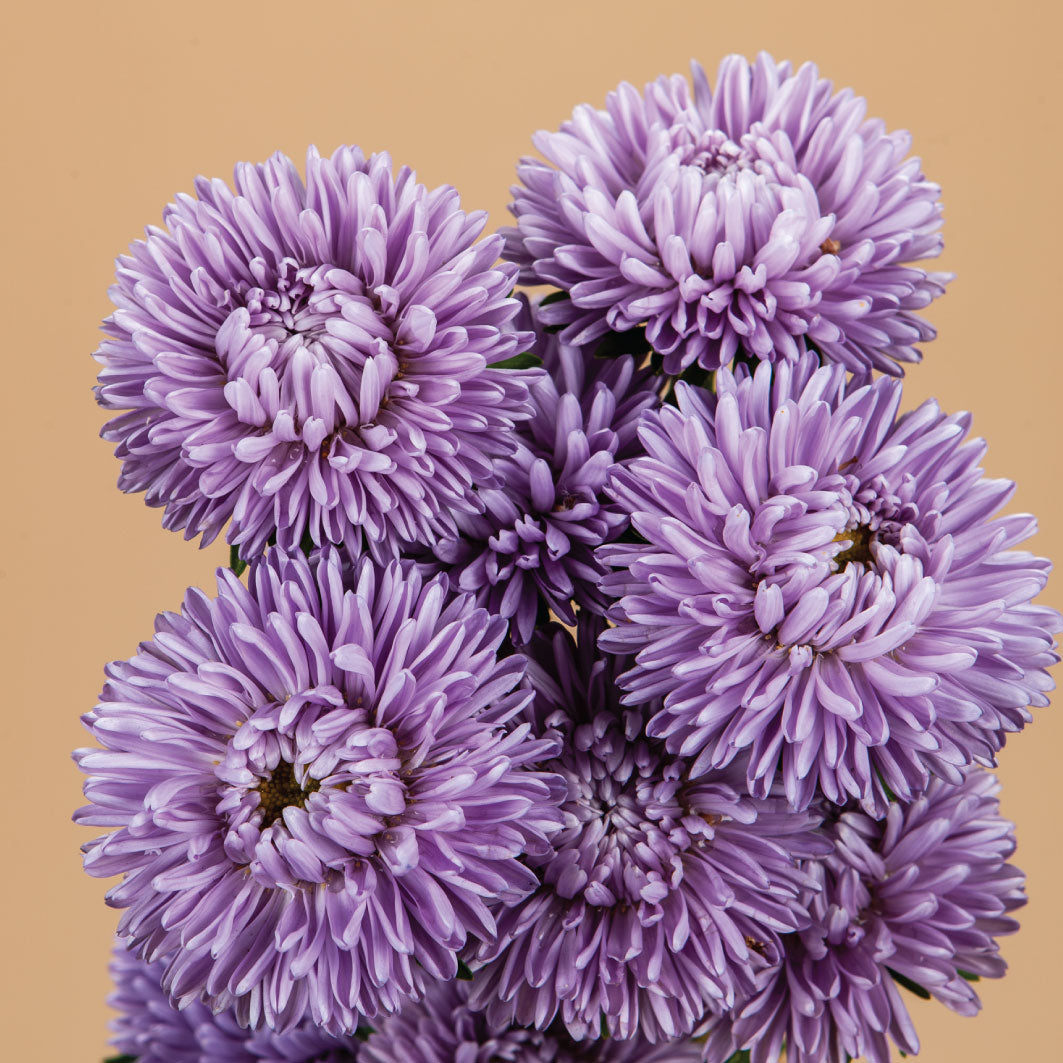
left=109, top=944, right=359, bottom=1061
left=469, top=615, right=826, bottom=1043
left=506, top=53, right=950, bottom=375
left=729, top=770, right=1026, bottom=1063
left=75, top=549, right=563, bottom=1035
left=600, top=355, right=1060, bottom=813
left=362, top=976, right=704, bottom=1062
left=95, top=146, right=533, bottom=559
left=424, top=297, right=659, bottom=643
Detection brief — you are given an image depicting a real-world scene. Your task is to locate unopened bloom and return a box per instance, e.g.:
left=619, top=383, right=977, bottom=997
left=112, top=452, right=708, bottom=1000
left=507, top=53, right=949, bottom=375
left=470, top=615, right=825, bottom=1042
left=601, top=356, right=1059, bottom=813
left=426, top=298, right=658, bottom=641
left=76, top=549, right=562, bottom=1034
left=96, top=146, right=532, bottom=559
left=729, top=770, right=1025, bottom=1063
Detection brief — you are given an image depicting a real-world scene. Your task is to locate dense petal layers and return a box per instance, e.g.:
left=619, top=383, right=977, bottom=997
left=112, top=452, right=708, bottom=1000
left=506, top=53, right=949, bottom=375
left=96, top=146, right=534, bottom=559
left=425, top=298, right=659, bottom=642
left=76, top=549, right=563, bottom=1033
left=470, top=616, right=826, bottom=1042
left=600, top=355, right=1060, bottom=813
left=362, top=977, right=703, bottom=1062
left=109, top=945, right=359, bottom=1062
left=729, top=770, right=1025, bottom=1063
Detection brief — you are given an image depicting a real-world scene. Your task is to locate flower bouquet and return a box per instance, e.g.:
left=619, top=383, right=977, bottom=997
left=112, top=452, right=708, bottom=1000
left=76, top=53, right=1060, bottom=1063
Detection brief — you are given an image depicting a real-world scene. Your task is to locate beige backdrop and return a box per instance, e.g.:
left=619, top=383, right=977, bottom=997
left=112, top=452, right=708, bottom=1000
left=3, top=1, right=1059, bottom=1058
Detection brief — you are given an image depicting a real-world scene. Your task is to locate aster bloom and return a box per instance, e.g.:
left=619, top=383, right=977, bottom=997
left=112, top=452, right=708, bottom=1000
left=361, top=976, right=705, bottom=1063
left=95, top=146, right=533, bottom=560
left=75, top=549, right=563, bottom=1034
left=506, top=53, right=949, bottom=375
left=109, top=945, right=360, bottom=1062
left=729, top=770, right=1026, bottom=1063
left=469, top=615, right=826, bottom=1043
left=600, top=355, right=1060, bottom=813
left=426, top=298, right=659, bottom=642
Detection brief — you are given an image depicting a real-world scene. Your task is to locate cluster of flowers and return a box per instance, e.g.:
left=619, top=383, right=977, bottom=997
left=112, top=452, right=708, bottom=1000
left=78, top=54, right=1058, bottom=1063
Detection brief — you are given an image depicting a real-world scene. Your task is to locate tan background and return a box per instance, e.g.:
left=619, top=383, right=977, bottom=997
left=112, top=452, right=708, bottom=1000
left=2, top=1, right=1059, bottom=1058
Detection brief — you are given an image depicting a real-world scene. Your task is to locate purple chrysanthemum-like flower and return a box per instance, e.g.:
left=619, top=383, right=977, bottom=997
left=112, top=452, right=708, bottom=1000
left=600, top=355, right=1060, bottom=813
left=469, top=615, right=825, bottom=1043
left=109, top=945, right=359, bottom=1062
left=728, top=770, right=1025, bottom=1063
left=362, top=976, right=704, bottom=1062
left=425, top=298, right=659, bottom=642
left=506, top=53, right=949, bottom=375
left=95, top=146, right=533, bottom=559
left=75, top=549, right=563, bottom=1034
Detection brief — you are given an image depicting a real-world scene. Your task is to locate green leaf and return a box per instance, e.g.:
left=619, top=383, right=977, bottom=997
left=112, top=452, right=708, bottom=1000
left=725, top=1051, right=752, bottom=1063
left=958, top=969, right=981, bottom=982
left=887, top=968, right=931, bottom=1000
left=876, top=770, right=898, bottom=804
left=105, top=1056, right=137, bottom=1063
left=299, top=528, right=317, bottom=557
left=676, top=362, right=715, bottom=391
left=456, top=959, right=474, bottom=981
left=539, top=289, right=569, bottom=307
left=354, top=1025, right=374, bottom=1041
left=493, top=351, right=543, bottom=371
left=600, top=1013, right=610, bottom=1039
left=229, top=545, right=247, bottom=577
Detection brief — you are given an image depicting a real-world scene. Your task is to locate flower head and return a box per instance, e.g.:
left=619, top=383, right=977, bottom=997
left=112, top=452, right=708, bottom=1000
left=506, top=53, right=949, bottom=375
left=730, top=770, right=1026, bottom=1063
left=425, top=298, right=659, bottom=642
left=469, top=615, right=825, bottom=1042
left=75, top=549, right=563, bottom=1034
left=600, top=355, right=1060, bottom=813
left=109, top=945, right=360, bottom=1062
left=96, top=146, right=532, bottom=559
left=362, top=976, right=703, bottom=1062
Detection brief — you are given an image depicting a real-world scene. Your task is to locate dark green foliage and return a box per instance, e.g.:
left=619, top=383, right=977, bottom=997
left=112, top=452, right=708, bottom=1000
left=539, top=290, right=569, bottom=307
left=593, top=324, right=651, bottom=361
left=887, top=968, right=931, bottom=1000
left=493, top=351, right=544, bottom=370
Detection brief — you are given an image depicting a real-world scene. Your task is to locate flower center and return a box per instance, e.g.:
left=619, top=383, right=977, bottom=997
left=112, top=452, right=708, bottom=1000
left=674, top=128, right=748, bottom=180
left=255, top=759, right=321, bottom=828
left=834, top=524, right=875, bottom=568
left=240, top=260, right=338, bottom=359
left=218, top=258, right=406, bottom=444
left=546, top=715, right=710, bottom=905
